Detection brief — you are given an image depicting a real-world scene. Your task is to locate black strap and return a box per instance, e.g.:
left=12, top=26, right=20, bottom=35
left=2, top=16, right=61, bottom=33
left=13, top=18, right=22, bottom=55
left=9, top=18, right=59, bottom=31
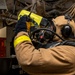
left=60, top=40, right=75, bottom=46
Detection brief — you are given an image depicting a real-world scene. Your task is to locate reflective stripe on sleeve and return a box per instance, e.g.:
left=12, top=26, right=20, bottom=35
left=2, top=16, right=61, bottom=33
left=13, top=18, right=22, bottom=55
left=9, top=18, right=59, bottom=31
left=14, top=35, right=31, bottom=47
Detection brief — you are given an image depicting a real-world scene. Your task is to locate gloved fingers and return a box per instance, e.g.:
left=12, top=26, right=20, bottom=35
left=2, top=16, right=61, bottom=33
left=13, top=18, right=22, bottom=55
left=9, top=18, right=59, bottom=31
left=14, top=15, right=28, bottom=35
left=18, top=15, right=28, bottom=23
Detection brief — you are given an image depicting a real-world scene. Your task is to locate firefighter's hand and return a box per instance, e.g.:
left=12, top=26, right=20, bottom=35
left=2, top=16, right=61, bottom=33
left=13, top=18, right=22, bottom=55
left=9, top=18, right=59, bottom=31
left=14, top=16, right=28, bottom=35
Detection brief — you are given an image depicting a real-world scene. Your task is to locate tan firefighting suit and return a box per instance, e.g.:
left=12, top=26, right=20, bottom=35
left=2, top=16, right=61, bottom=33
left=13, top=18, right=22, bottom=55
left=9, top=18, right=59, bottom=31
left=14, top=16, right=75, bottom=75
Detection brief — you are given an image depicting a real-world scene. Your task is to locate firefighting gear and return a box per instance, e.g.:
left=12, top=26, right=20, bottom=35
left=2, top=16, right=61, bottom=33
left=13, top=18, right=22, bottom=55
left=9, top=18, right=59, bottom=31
left=18, top=10, right=52, bottom=28
left=18, top=10, right=56, bottom=41
left=16, top=9, right=56, bottom=43
left=61, top=14, right=74, bottom=38
left=14, top=35, right=31, bottom=47
left=61, top=24, right=72, bottom=38
left=14, top=12, right=75, bottom=75
left=14, top=32, right=75, bottom=75
left=52, top=16, right=75, bottom=41
left=14, top=16, right=27, bottom=35
left=18, top=10, right=75, bottom=41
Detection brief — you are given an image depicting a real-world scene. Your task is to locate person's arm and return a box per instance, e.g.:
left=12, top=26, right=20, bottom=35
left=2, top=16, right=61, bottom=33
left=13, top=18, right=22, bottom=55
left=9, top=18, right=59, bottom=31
left=14, top=31, right=75, bottom=74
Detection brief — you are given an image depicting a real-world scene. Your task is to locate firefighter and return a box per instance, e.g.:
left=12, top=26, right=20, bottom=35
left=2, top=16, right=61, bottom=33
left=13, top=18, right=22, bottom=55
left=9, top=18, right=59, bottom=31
left=14, top=12, right=75, bottom=75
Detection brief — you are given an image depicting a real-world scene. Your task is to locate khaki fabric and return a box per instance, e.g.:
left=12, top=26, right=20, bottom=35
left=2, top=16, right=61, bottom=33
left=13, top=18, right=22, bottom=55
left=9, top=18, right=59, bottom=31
left=52, top=16, right=75, bottom=41
left=14, top=16, right=75, bottom=75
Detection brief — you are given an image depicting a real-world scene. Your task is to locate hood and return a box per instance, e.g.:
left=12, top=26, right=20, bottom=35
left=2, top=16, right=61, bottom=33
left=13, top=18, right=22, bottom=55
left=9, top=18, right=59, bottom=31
left=52, top=15, right=75, bottom=41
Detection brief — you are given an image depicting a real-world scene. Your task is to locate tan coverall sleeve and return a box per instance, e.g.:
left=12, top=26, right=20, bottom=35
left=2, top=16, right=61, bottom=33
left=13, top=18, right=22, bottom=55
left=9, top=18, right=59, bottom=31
left=14, top=31, right=75, bottom=74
